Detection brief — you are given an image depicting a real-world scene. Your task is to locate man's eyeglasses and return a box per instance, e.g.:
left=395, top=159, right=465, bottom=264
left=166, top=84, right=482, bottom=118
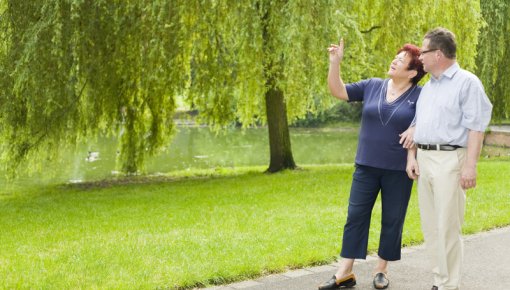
left=420, top=49, right=439, bottom=55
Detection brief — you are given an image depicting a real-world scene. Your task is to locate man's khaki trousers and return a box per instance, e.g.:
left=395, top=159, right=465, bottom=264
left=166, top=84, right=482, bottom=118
left=417, top=148, right=467, bottom=290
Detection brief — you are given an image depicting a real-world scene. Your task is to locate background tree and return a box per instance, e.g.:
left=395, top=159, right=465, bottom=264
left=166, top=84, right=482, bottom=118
left=0, top=1, right=185, bottom=175
left=476, top=0, right=510, bottom=121
left=183, top=0, right=366, bottom=172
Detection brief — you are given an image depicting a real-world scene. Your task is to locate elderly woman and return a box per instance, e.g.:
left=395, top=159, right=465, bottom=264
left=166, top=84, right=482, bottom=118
left=319, top=40, right=425, bottom=290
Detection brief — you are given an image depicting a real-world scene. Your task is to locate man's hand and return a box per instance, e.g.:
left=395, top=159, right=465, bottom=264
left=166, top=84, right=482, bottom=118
left=461, top=130, right=484, bottom=190
left=460, top=165, right=477, bottom=189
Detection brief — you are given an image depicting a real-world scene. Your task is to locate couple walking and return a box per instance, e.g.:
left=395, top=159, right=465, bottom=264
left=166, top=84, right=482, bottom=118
left=319, top=27, right=492, bottom=290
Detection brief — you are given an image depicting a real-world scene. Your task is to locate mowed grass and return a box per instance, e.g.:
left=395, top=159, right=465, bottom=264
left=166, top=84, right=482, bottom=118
left=0, top=161, right=509, bottom=289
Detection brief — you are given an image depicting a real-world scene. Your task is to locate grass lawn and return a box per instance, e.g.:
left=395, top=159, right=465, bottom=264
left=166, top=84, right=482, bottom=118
left=0, top=160, right=509, bottom=289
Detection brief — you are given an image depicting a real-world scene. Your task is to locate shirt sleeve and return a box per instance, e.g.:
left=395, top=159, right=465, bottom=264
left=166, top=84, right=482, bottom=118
left=346, top=79, right=371, bottom=102
left=460, top=77, right=493, bottom=132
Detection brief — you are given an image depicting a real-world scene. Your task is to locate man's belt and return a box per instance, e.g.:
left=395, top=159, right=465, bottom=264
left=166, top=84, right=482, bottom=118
left=416, top=144, right=463, bottom=151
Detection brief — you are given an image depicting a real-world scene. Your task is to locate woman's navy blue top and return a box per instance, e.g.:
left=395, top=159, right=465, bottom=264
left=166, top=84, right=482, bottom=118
left=346, top=78, right=421, bottom=171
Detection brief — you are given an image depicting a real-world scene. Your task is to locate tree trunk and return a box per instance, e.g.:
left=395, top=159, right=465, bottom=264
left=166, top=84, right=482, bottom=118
left=260, top=1, right=296, bottom=173
left=265, top=86, right=296, bottom=173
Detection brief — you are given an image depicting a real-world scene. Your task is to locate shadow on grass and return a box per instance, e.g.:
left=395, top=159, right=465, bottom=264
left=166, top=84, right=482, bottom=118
left=60, top=165, right=313, bottom=190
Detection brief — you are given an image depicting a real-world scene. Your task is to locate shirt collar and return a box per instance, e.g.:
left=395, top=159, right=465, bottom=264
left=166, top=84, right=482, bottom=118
left=432, top=62, right=459, bottom=81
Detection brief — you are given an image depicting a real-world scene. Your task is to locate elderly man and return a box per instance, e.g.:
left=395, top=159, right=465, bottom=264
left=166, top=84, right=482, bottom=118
left=406, top=28, right=492, bottom=290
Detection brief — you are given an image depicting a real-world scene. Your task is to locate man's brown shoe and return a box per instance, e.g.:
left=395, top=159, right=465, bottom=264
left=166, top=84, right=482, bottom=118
left=318, top=273, right=356, bottom=289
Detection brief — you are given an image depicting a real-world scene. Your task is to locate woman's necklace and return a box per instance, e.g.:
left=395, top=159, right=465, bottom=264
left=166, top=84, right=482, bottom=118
left=378, top=79, right=416, bottom=126
left=387, top=80, right=411, bottom=103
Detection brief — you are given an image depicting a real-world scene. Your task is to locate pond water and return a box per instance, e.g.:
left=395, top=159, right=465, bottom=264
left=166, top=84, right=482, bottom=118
left=1, top=126, right=360, bottom=185
left=2, top=125, right=508, bottom=186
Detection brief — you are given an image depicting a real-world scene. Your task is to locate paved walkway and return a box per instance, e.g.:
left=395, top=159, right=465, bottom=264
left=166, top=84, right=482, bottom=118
left=206, top=227, right=510, bottom=290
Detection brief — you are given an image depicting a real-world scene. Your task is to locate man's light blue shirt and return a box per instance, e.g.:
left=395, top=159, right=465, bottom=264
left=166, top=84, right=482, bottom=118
left=414, top=63, right=492, bottom=147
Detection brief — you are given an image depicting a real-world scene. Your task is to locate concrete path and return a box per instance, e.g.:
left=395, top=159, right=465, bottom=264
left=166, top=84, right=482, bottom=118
left=206, top=227, right=510, bottom=290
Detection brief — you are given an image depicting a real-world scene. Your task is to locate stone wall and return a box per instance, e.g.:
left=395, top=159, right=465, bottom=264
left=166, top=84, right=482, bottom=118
left=485, top=131, right=510, bottom=147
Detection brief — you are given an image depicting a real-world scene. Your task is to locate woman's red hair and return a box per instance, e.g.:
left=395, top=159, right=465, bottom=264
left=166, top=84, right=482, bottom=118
left=398, top=44, right=426, bottom=85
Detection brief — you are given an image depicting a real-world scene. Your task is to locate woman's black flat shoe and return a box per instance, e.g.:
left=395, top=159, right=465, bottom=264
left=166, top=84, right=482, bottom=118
left=373, top=272, right=389, bottom=289
left=318, top=273, right=356, bottom=289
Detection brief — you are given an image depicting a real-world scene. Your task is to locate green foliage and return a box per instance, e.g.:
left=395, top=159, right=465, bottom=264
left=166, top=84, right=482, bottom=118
left=182, top=0, right=362, bottom=127
left=0, top=1, right=180, bottom=175
left=476, top=0, right=510, bottom=121
left=347, top=0, right=481, bottom=78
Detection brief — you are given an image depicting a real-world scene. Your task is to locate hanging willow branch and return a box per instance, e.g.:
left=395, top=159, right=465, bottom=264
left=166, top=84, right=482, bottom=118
left=476, top=0, right=510, bottom=121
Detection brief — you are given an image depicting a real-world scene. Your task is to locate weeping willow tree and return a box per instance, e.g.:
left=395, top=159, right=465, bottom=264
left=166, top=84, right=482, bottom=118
left=0, top=1, right=185, bottom=175
left=182, top=0, right=367, bottom=172
left=0, top=0, right=486, bottom=177
left=476, top=0, right=510, bottom=121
